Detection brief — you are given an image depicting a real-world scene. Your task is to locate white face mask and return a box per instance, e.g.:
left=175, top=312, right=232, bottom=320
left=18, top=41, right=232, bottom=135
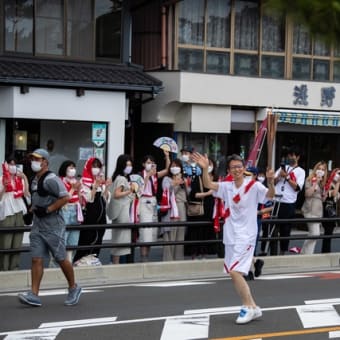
left=170, top=166, right=181, bottom=175
left=31, top=161, right=42, bottom=172
left=8, top=165, right=17, bottom=175
left=208, top=166, right=213, bottom=173
left=181, top=155, right=189, bottom=163
left=145, top=163, right=152, bottom=172
left=67, top=168, right=76, bottom=178
left=316, top=169, right=325, bottom=178
left=124, top=165, right=133, bottom=175
left=91, top=167, right=100, bottom=176
left=257, top=176, right=265, bottom=183
left=334, top=174, right=340, bottom=182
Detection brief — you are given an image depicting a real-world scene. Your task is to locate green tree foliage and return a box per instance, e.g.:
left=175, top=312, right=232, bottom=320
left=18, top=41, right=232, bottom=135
left=263, top=0, right=340, bottom=44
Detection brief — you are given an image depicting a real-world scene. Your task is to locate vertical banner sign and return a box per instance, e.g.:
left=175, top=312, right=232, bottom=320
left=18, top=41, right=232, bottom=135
left=92, top=123, right=106, bottom=147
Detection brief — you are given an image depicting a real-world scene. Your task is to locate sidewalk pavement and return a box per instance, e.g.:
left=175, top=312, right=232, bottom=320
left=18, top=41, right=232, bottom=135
left=1, top=252, right=340, bottom=293
left=2, top=227, right=340, bottom=292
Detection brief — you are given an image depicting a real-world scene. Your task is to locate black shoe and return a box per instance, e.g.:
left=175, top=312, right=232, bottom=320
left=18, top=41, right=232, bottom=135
left=254, top=259, right=264, bottom=277
left=244, top=271, right=254, bottom=281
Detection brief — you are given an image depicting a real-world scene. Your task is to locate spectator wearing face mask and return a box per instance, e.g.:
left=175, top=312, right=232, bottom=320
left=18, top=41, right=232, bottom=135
left=73, top=157, right=111, bottom=264
left=300, top=161, right=328, bottom=254
left=185, top=157, right=217, bottom=259
left=273, top=146, right=305, bottom=255
left=138, top=151, right=170, bottom=262
left=106, top=154, right=135, bottom=264
left=0, top=157, right=30, bottom=270
left=321, top=167, right=340, bottom=253
left=159, top=158, right=188, bottom=261
left=58, top=160, right=84, bottom=263
left=180, top=145, right=202, bottom=180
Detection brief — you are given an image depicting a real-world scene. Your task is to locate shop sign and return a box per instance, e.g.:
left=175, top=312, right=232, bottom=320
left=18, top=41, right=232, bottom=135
left=92, top=123, right=106, bottom=147
left=293, top=84, right=336, bottom=108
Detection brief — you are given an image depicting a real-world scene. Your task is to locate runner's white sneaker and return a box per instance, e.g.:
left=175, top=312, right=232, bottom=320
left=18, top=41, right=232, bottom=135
left=253, top=306, right=262, bottom=319
left=235, top=306, right=254, bottom=324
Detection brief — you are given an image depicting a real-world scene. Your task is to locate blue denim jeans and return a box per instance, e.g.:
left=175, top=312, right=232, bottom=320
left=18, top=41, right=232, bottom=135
left=61, top=204, right=80, bottom=246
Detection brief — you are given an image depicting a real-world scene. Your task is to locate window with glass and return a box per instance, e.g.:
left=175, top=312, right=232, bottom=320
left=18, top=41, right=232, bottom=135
left=178, top=0, right=205, bottom=46
left=206, top=0, right=231, bottom=48
left=234, top=0, right=258, bottom=50
left=5, top=0, right=33, bottom=53
left=234, top=53, right=258, bottom=76
left=333, top=61, right=340, bottom=82
left=261, top=13, right=285, bottom=53
left=313, top=59, right=329, bottom=81
left=260, top=11, right=285, bottom=79
left=261, top=55, right=284, bottom=78
left=293, top=23, right=311, bottom=55
left=178, top=49, right=204, bottom=72
left=175, top=0, right=338, bottom=81
left=95, top=0, right=122, bottom=61
left=177, top=0, right=231, bottom=73
left=35, top=0, right=64, bottom=55
left=292, top=58, right=311, bottom=80
left=67, top=0, right=93, bottom=59
left=4, top=0, right=95, bottom=60
left=206, top=52, right=229, bottom=74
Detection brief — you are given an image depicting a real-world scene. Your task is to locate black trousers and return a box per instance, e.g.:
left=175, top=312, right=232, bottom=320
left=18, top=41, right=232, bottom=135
left=269, top=202, right=296, bottom=255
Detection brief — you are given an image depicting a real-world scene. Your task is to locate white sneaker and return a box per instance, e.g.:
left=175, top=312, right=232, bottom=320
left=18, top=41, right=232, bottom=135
left=253, top=306, right=262, bottom=319
left=235, top=306, right=254, bottom=324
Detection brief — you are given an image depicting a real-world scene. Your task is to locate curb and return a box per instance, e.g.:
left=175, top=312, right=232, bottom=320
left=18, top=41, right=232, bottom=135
left=1, top=253, right=340, bottom=292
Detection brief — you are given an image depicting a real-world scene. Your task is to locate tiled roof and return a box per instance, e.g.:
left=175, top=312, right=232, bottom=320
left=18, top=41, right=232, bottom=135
left=0, top=56, right=163, bottom=94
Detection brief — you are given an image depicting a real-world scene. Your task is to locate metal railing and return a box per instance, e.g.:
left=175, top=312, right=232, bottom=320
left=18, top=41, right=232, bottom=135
left=0, top=217, right=340, bottom=258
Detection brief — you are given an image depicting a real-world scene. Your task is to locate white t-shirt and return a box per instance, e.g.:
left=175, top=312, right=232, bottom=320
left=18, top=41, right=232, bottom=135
left=274, top=165, right=305, bottom=203
left=214, top=178, right=268, bottom=246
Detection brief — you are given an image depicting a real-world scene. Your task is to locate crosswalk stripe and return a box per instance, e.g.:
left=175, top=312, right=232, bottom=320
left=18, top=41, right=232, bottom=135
left=160, top=315, right=209, bottom=340
left=296, top=304, right=340, bottom=328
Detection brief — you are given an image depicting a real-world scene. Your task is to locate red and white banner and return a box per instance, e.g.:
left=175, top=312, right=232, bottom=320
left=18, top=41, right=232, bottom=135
left=246, top=117, right=268, bottom=167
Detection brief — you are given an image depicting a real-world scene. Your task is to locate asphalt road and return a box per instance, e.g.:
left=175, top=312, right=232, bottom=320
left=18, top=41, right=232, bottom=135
left=2, top=270, right=340, bottom=339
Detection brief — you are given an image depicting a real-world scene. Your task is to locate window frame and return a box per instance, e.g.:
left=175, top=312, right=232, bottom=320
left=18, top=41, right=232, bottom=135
left=174, top=0, right=340, bottom=82
left=3, top=0, right=96, bottom=61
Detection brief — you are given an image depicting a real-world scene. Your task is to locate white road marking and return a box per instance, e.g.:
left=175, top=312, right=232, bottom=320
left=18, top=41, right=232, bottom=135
left=2, top=301, right=340, bottom=340
left=330, top=330, right=340, bottom=338
left=1, top=289, right=102, bottom=297
left=305, top=298, right=340, bottom=305
left=39, top=317, right=118, bottom=328
left=160, top=315, right=209, bottom=340
left=2, top=317, right=118, bottom=340
left=184, top=306, right=241, bottom=315
left=297, top=304, right=340, bottom=328
left=257, top=274, right=309, bottom=280
left=134, top=281, right=214, bottom=287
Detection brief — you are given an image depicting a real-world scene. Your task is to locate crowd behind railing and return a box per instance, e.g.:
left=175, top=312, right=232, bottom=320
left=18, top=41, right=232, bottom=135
left=0, top=142, right=339, bottom=273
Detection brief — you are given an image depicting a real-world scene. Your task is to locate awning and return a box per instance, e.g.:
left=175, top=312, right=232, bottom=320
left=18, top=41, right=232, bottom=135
left=271, top=109, right=340, bottom=127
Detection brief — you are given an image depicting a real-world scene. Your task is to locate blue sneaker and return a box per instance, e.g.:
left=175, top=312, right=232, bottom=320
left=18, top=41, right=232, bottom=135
left=18, top=291, right=42, bottom=307
left=64, top=284, right=82, bottom=306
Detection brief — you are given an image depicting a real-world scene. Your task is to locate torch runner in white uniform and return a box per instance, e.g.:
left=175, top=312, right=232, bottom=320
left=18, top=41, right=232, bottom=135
left=192, top=152, right=275, bottom=324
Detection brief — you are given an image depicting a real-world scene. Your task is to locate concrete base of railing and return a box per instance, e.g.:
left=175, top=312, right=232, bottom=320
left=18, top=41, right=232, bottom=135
left=1, top=253, right=340, bottom=292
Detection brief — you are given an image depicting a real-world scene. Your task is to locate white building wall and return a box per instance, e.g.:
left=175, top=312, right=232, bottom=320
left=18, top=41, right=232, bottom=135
left=0, top=87, right=127, bottom=243
left=0, top=86, right=126, bottom=176
left=143, top=72, right=340, bottom=130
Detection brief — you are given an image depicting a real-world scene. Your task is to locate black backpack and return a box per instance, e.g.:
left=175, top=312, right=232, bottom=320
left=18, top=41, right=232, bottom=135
left=36, top=171, right=53, bottom=197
